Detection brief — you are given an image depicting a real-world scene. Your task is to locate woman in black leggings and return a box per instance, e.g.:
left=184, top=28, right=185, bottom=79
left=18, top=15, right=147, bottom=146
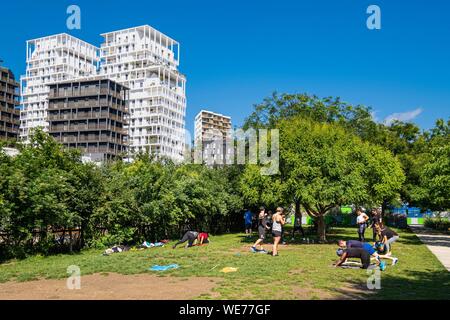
left=173, top=231, right=199, bottom=249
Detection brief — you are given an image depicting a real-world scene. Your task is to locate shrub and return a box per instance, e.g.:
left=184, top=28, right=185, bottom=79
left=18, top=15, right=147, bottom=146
left=424, top=217, right=450, bottom=232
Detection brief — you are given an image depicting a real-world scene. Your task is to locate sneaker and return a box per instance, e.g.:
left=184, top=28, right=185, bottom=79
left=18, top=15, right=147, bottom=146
left=392, top=258, right=398, bottom=266
left=379, top=261, right=386, bottom=271
left=250, top=246, right=257, bottom=253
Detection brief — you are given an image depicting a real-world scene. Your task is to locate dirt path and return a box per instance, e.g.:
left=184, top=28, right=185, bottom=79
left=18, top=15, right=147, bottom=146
left=0, top=273, right=221, bottom=300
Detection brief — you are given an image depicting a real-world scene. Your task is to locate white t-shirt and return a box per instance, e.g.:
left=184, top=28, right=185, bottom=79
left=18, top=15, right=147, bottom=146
left=357, top=214, right=366, bottom=224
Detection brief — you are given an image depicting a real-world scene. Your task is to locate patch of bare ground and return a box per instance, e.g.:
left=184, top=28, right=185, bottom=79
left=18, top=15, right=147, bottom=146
left=0, top=273, right=222, bottom=300
left=331, top=283, right=377, bottom=300
left=290, top=286, right=335, bottom=300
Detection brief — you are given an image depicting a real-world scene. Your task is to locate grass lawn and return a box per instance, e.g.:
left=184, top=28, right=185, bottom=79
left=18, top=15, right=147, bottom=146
left=0, top=227, right=449, bottom=300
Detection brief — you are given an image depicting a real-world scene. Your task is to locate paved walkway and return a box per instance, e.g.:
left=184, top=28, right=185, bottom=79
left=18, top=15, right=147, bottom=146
left=410, top=225, right=450, bottom=271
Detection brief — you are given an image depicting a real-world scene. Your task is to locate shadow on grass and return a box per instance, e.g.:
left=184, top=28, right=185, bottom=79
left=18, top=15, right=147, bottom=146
left=332, top=269, right=450, bottom=300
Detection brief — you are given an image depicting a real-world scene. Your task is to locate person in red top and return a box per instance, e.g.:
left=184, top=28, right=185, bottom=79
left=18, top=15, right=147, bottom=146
left=197, top=232, right=209, bottom=245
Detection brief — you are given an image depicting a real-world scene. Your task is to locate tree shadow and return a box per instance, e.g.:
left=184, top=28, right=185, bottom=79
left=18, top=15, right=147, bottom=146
left=332, top=269, right=450, bottom=300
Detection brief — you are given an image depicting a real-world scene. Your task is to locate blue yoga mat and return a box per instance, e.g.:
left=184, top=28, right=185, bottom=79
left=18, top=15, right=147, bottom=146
left=149, top=264, right=179, bottom=271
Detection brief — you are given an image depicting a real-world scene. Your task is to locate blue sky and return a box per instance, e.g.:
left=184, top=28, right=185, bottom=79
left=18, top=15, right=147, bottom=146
left=1, top=0, right=449, bottom=133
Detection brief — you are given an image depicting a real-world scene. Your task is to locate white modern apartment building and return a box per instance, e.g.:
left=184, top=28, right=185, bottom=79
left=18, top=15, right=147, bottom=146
left=20, top=33, right=99, bottom=140
left=194, top=110, right=232, bottom=164
left=99, top=25, right=187, bottom=161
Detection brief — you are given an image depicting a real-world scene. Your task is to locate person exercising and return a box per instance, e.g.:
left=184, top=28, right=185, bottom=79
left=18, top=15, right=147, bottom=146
left=251, top=207, right=270, bottom=252
left=338, top=240, right=386, bottom=271
left=335, top=247, right=372, bottom=269
left=173, top=231, right=199, bottom=249
left=337, top=240, right=386, bottom=270
left=376, top=224, right=399, bottom=265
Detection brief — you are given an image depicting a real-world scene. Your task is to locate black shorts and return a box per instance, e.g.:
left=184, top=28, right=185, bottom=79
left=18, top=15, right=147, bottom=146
left=245, top=223, right=252, bottom=229
left=272, top=230, right=282, bottom=238
left=258, top=226, right=265, bottom=239
left=360, top=251, right=371, bottom=269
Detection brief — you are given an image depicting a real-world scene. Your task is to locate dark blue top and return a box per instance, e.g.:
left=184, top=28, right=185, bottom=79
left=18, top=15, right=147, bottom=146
left=244, top=211, right=252, bottom=224
left=347, top=240, right=363, bottom=248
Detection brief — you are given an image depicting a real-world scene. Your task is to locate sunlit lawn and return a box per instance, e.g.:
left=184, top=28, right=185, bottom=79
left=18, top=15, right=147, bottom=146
left=0, top=227, right=449, bottom=300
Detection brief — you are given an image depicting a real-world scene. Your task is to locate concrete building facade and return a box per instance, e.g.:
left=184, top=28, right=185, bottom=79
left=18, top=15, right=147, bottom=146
left=99, top=25, right=187, bottom=161
left=194, top=110, right=232, bottom=164
left=20, top=33, right=99, bottom=140
left=0, top=66, right=20, bottom=140
left=47, top=78, right=129, bottom=161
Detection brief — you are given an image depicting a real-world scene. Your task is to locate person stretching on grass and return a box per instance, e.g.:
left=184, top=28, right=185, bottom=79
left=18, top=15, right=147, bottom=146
left=335, top=247, right=372, bottom=269
left=251, top=207, right=270, bottom=252
left=271, top=207, right=286, bottom=256
left=376, top=224, right=399, bottom=265
left=172, top=231, right=199, bottom=249
left=197, top=232, right=209, bottom=245
left=337, top=240, right=386, bottom=271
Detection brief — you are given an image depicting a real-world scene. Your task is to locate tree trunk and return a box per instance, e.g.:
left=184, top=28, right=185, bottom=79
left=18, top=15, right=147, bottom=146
left=295, top=200, right=301, bottom=220
left=69, top=229, right=73, bottom=253
left=317, top=214, right=326, bottom=243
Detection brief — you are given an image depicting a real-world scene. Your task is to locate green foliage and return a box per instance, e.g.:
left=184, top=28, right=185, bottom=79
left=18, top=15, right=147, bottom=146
left=0, top=130, right=245, bottom=259
left=0, top=94, right=447, bottom=258
left=424, top=218, right=450, bottom=232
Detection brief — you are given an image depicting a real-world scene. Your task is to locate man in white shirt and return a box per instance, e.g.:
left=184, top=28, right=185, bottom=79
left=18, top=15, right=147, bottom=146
left=356, top=208, right=369, bottom=242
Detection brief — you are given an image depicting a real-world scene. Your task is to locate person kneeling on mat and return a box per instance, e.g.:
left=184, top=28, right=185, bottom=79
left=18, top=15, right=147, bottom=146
left=335, top=247, right=372, bottom=269
left=337, top=240, right=386, bottom=271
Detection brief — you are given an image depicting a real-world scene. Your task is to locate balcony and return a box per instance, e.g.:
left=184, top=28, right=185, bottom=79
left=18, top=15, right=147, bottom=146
left=50, top=123, right=126, bottom=134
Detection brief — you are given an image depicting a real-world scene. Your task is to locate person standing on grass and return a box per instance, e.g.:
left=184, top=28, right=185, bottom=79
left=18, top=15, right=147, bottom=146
left=244, top=209, right=253, bottom=236
left=251, top=207, right=270, bottom=252
left=271, top=207, right=286, bottom=256
left=370, top=208, right=382, bottom=241
left=356, top=208, right=369, bottom=242
left=291, top=214, right=306, bottom=240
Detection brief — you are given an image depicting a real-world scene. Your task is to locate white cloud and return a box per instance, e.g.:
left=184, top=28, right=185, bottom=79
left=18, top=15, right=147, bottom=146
left=383, top=108, right=423, bottom=125
left=370, top=111, right=379, bottom=123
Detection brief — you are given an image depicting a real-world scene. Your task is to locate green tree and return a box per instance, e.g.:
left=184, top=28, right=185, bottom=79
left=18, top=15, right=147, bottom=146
left=280, top=117, right=404, bottom=241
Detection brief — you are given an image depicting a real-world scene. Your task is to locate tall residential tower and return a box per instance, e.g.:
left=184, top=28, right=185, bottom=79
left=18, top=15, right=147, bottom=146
left=194, top=110, right=232, bottom=164
left=20, top=33, right=99, bottom=140
left=99, top=25, right=187, bottom=161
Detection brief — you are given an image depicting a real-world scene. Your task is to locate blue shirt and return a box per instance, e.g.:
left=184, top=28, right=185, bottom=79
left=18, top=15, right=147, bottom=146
left=362, top=242, right=376, bottom=255
left=244, top=211, right=252, bottom=224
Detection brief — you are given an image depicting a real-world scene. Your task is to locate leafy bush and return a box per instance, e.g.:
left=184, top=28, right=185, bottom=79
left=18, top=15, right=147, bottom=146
left=424, top=217, right=450, bottom=232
